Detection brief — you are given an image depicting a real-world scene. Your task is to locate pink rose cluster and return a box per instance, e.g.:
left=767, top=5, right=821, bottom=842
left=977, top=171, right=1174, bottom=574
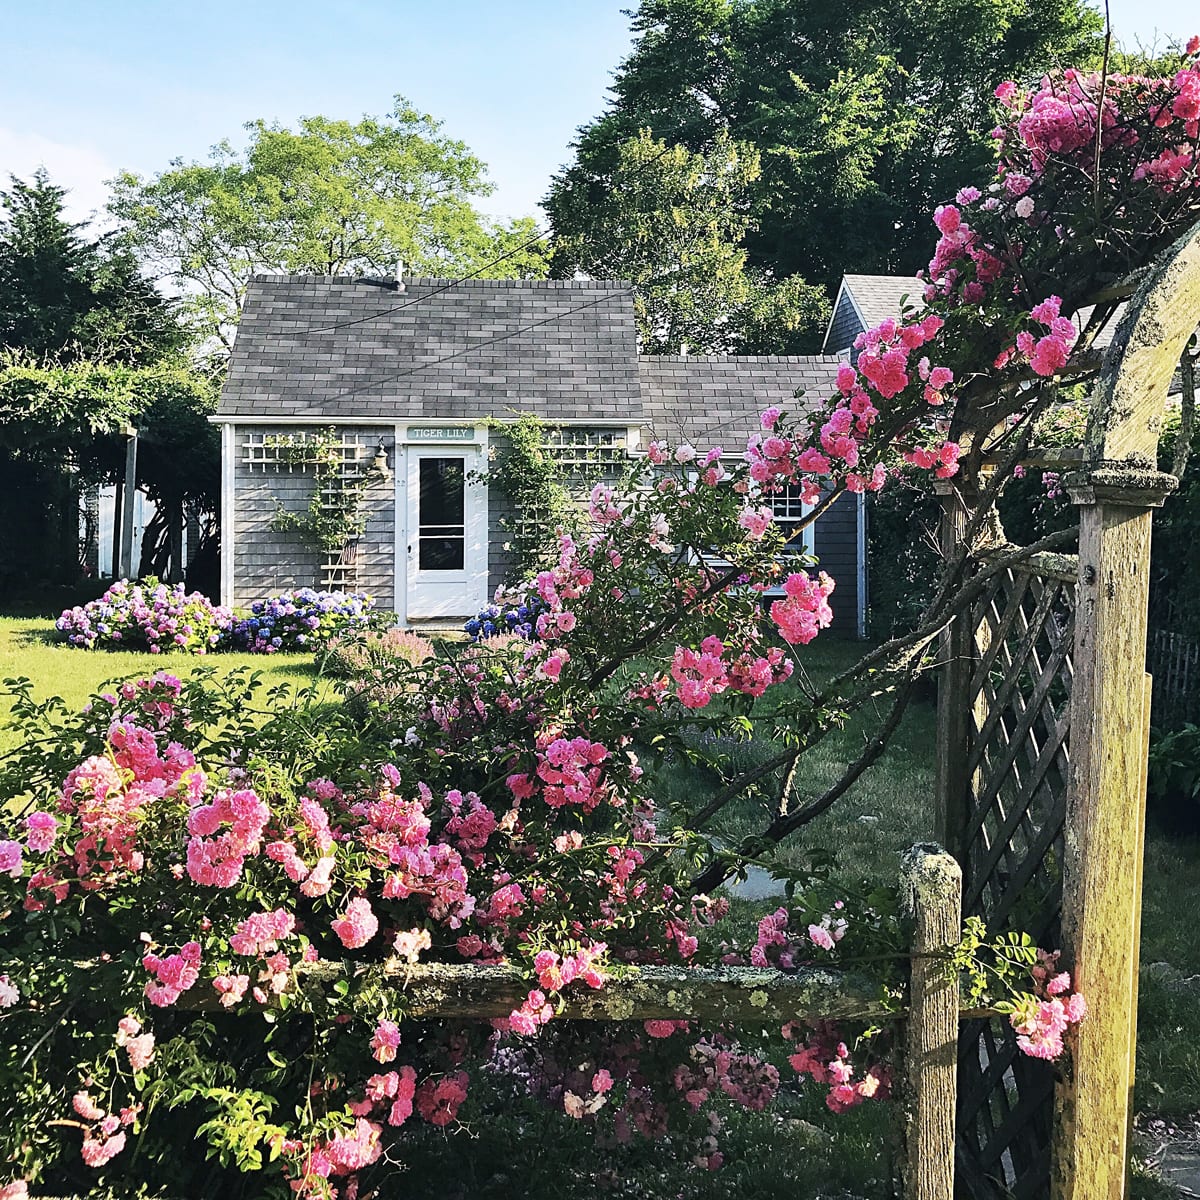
left=358, top=780, right=474, bottom=928
left=669, top=636, right=793, bottom=709
left=769, top=571, right=836, bottom=646
left=672, top=1041, right=781, bottom=1115
left=507, top=730, right=611, bottom=812
left=186, top=787, right=271, bottom=887
left=213, top=908, right=300, bottom=1007
left=786, top=1024, right=893, bottom=1114
left=502, top=941, right=608, bottom=1034
left=993, top=294, right=1079, bottom=379
left=21, top=721, right=203, bottom=909
left=142, top=940, right=201, bottom=1007
left=116, top=1014, right=155, bottom=1072
left=750, top=904, right=848, bottom=968
left=70, top=1091, right=139, bottom=1169
left=1009, top=949, right=1088, bottom=1060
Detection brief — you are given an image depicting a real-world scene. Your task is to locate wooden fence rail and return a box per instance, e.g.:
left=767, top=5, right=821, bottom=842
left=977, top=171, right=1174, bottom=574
left=8, top=846, right=966, bottom=1200
left=1149, top=627, right=1200, bottom=728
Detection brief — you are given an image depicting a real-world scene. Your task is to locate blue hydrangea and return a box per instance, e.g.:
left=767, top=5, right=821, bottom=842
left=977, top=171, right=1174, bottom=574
left=464, top=591, right=546, bottom=644
left=229, top=590, right=376, bottom=654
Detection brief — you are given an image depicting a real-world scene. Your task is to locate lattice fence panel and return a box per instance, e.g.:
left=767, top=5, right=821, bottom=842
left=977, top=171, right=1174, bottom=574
left=954, top=564, right=1076, bottom=1200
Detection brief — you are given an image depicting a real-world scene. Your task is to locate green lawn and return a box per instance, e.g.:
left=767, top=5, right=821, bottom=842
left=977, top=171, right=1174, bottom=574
left=652, top=637, right=938, bottom=887
left=0, top=616, right=330, bottom=753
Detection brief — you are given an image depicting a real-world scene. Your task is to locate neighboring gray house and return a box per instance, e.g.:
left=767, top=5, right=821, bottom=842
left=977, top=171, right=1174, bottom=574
left=823, top=271, right=1128, bottom=356
left=823, top=273, right=925, bottom=355
left=214, top=275, right=868, bottom=635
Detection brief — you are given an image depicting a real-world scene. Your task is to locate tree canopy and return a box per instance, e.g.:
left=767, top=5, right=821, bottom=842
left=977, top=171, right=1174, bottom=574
left=109, top=98, right=550, bottom=349
left=551, top=128, right=829, bottom=353
left=0, top=170, right=184, bottom=364
left=545, top=0, right=1106, bottom=317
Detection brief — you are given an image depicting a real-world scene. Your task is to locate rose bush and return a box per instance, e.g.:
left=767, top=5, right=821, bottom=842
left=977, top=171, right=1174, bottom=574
left=5, top=43, right=1199, bottom=1196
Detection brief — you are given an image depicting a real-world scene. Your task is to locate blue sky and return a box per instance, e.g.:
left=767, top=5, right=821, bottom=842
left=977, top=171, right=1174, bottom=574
left=1, top=0, right=1196, bottom=228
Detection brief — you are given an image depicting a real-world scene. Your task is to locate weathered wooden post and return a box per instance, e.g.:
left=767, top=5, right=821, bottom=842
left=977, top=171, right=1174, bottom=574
left=1051, top=218, right=1200, bottom=1200
left=933, top=482, right=975, bottom=861
left=901, top=843, right=962, bottom=1200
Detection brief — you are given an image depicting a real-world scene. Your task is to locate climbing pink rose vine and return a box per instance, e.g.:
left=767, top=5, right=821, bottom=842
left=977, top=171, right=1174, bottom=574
left=4, top=42, right=1200, bottom=1196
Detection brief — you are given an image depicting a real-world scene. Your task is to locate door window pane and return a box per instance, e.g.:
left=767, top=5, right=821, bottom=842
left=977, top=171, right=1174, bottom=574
left=418, top=457, right=465, bottom=571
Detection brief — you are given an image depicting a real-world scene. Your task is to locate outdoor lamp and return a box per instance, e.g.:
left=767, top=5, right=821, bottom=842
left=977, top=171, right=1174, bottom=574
left=369, top=441, right=392, bottom=483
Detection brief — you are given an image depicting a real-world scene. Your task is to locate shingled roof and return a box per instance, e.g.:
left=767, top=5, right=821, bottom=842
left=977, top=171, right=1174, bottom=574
left=640, top=355, right=843, bottom=447
left=218, top=275, right=845, bottom=435
left=843, top=274, right=925, bottom=325
left=218, top=275, right=642, bottom=421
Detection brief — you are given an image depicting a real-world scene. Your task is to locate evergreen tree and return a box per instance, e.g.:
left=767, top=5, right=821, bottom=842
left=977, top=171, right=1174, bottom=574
left=0, top=169, right=183, bottom=363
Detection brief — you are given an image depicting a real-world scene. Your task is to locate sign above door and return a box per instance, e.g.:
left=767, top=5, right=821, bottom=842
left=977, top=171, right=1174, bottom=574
left=404, top=425, right=476, bottom=443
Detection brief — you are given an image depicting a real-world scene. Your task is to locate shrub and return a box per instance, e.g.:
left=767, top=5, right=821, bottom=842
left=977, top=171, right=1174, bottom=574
left=55, top=578, right=233, bottom=654
left=465, top=588, right=546, bottom=642
left=229, top=588, right=376, bottom=653
left=323, top=626, right=434, bottom=677
left=1149, top=723, right=1200, bottom=835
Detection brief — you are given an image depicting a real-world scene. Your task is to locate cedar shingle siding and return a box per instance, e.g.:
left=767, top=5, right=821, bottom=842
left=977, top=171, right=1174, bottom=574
left=217, top=276, right=867, bottom=633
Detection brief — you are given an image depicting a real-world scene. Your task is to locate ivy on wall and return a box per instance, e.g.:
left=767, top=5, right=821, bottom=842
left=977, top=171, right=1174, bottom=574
left=263, top=428, right=369, bottom=556
left=484, top=415, right=577, bottom=581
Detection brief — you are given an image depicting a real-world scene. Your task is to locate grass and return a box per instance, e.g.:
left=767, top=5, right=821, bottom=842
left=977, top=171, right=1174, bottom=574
left=1135, top=831, right=1200, bottom=1119
left=651, top=638, right=937, bottom=890
left=0, top=616, right=329, bottom=753
left=646, top=635, right=1200, bottom=1192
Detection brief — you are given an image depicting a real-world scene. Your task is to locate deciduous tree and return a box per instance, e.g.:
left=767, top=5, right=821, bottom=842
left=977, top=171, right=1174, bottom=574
left=551, top=129, right=828, bottom=353
left=546, top=0, right=1105, bottom=297
left=109, top=98, right=549, bottom=349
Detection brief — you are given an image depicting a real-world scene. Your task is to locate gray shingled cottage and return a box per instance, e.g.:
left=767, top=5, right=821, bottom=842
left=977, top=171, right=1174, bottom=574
left=214, top=275, right=868, bottom=635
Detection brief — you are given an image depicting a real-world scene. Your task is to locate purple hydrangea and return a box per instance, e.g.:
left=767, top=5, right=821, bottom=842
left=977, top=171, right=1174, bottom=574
left=56, top=580, right=234, bottom=655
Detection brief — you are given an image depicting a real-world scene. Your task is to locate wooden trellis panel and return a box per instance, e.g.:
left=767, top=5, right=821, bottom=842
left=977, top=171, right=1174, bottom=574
left=950, top=562, right=1077, bottom=1200
left=1149, top=627, right=1200, bottom=728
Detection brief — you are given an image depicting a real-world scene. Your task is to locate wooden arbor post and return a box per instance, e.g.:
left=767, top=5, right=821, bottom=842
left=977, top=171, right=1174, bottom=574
left=1051, top=218, right=1200, bottom=1200
left=902, top=844, right=962, bottom=1200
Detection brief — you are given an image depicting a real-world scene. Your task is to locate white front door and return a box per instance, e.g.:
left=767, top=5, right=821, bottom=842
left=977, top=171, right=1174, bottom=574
left=404, top=448, right=486, bottom=619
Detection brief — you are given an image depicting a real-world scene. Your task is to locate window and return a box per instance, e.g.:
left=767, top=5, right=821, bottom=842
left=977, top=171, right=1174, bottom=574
left=417, top=457, right=466, bottom=571
left=768, top=484, right=814, bottom=556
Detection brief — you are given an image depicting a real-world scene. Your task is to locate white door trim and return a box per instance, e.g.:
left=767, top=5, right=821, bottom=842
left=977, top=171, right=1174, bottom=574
left=397, top=428, right=488, bottom=623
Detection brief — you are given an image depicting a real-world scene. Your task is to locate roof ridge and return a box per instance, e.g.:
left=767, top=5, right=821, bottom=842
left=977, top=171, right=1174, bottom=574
left=247, top=274, right=633, bottom=289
